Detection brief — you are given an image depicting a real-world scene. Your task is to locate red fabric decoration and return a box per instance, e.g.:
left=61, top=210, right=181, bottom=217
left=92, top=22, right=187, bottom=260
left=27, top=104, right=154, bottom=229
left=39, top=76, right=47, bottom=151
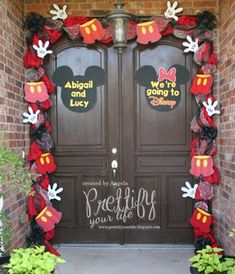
left=63, top=16, right=89, bottom=40
left=27, top=141, right=43, bottom=161
left=44, top=27, right=62, bottom=44
left=29, top=99, right=52, bottom=113
left=190, top=208, right=212, bottom=233
left=36, top=206, right=62, bottom=232
left=136, top=21, right=162, bottom=44
left=42, top=74, right=55, bottom=93
left=80, top=19, right=105, bottom=44
left=35, top=153, right=56, bottom=174
left=27, top=184, right=47, bottom=220
left=203, top=166, right=220, bottom=185
left=24, top=49, right=43, bottom=69
left=190, top=136, right=217, bottom=157
left=190, top=74, right=213, bottom=95
left=44, top=229, right=55, bottom=241
left=127, top=20, right=137, bottom=40
left=194, top=42, right=211, bottom=65
left=195, top=181, right=214, bottom=201
left=177, top=16, right=197, bottom=28
left=161, top=24, right=174, bottom=36
left=24, top=82, right=49, bottom=103
left=44, top=240, right=60, bottom=256
left=27, top=189, right=38, bottom=220
left=64, top=16, right=89, bottom=27
left=207, top=53, right=218, bottom=65
left=100, top=26, right=112, bottom=43
left=190, top=155, right=214, bottom=177
left=45, top=120, right=52, bottom=133
left=38, top=174, right=50, bottom=190
left=193, top=228, right=216, bottom=245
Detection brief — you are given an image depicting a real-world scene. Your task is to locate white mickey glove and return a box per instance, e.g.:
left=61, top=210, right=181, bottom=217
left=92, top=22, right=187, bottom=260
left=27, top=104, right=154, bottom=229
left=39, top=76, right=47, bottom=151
left=164, top=1, right=183, bottom=21
left=48, top=183, right=63, bottom=201
left=50, top=4, right=68, bottom=20
left=23, top=107, right=40, bottom=124
left=181, top=181, right=198, bottom=199
left=183, top=36, right=199, bottom=53
left=203, top=98, right=220, bottom=117
left=33, top=40, right=53, bottom=59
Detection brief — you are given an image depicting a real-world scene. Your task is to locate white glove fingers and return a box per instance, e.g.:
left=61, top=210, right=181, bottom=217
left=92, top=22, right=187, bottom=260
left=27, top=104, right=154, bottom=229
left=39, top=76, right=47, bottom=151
left=44, top=40, right=49, bottom=49
left=50, top=10, right=58, bottom=15
left=38, top=40, right=43, bottom=47
left=53, top=4, right=60, bottom=11
left=185, top=181, right=191, bottom=188
left=167, top=1, right=171, bottom=8
left=172, top=1, right=178, bottom=9
left=56, top=187, right=63, bottom=193
left=186, top=35, right=193, bottom=43
left=175, top=7, right=183, bottom=13
left=181, top=187, right=188, bottom=192
left=213, top=100, right=218, bottom=108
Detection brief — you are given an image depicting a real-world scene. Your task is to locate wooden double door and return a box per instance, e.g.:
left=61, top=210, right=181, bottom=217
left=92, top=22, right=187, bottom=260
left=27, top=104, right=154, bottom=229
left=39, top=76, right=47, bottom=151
left=48, top=36, right=195, bottom=244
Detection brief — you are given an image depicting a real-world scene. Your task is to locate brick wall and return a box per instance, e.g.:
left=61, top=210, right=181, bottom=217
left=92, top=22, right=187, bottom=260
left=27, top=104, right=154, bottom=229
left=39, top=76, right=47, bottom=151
left=215, top=0, right=235, bottom=255
left=0, top=0, right=29, bottom=251
left=25, top=0, right=218, bottom=17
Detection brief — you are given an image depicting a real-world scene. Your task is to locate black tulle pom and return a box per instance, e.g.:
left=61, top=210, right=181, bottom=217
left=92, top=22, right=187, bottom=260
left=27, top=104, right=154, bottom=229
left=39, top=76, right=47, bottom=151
left=24, top=12, right=46, bottom=33
left=27, top=220, right=44, bottom=246
left=194, top=236, right=211, bottom=251
left=197, top=11, right=217, bottom=31
left=24, top=12, right=46, bottom=45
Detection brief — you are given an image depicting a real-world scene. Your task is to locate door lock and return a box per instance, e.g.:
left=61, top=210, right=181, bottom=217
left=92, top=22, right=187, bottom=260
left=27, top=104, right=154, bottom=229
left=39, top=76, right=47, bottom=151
left=111, top=160, right=118, bottom=179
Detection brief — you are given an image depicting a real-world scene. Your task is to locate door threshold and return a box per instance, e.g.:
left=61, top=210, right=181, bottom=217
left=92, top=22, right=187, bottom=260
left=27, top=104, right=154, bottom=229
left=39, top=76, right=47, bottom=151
left=55, top=243, right=193, bottom=250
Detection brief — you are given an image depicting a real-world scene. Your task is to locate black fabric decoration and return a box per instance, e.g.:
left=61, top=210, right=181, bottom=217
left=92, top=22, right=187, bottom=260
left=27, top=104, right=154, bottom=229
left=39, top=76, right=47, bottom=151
left=200, top=126, right=218, bottom=140
left=24, top=12, right=46, bottom=45
left=27, top=220, right=44, bottom=246
left=30, top=126, right=54, bottom=152
left=24, top=12, right=46, bottom=34
left=194, top=236, right=211, bottom=252
left=197, top=11, right=217, bottom=32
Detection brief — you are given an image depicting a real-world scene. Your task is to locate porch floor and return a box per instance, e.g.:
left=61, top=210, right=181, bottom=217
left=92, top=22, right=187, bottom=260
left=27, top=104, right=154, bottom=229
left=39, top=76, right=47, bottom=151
left=54, top=244, right=194, bottom=274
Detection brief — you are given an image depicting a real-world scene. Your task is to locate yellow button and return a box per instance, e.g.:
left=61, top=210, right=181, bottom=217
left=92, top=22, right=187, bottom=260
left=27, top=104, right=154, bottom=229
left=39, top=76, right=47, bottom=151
left=141, top=27, right=146, bottom=34
left=202, top=216, right=207, bottom=223
left=203, top=160, right=208, bottom=167
left=197, top=78, right=201, bottom=86
left=92, top=24, right=97, bottom=31
left=196, top=160, right=201, bottom=167
left=203, top=79, right=208, bottom=86
left=40, top=158, right=45, bottom=165
left=30, top=86, right=35, bottom=93
left=197, top=213, right=201, bottom=220
left=41, top=216, right=47, bottom=222
left=46, top=157, right=50, bottom=164
left=37, top=86, right=42, bottom=93
left=46, top=211, right=52, bottom=217
left=85, top=27, right=90, bottom=34
left=149, top=26, right=153, bottom=33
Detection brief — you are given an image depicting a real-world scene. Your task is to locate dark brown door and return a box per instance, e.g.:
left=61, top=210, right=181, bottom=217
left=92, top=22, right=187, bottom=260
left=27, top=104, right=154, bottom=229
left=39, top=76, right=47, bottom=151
left=48, top=36, right=195, bottom=244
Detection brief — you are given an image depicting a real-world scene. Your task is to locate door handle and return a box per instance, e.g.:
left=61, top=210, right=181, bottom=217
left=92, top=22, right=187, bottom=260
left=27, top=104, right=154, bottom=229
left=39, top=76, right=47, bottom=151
left=111, top=160, right=118, bottom=179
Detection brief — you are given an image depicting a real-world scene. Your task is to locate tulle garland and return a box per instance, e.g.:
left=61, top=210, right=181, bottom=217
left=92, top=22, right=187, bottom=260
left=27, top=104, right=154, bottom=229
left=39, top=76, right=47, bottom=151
left=23, top=10, right=219, bottom=254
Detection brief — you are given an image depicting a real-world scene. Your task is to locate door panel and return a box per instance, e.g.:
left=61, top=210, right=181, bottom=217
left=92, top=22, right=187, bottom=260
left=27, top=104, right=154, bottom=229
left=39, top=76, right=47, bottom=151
left=48, top=36, right=195, bottom=244
left=122, top=39, right=194, bottom=243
